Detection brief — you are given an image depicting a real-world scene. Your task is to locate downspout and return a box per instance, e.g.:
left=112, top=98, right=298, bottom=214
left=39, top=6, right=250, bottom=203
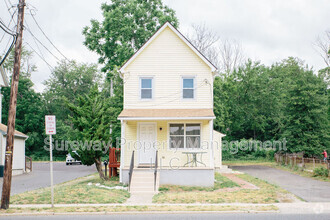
left=119, top=120, right=125, bottom=183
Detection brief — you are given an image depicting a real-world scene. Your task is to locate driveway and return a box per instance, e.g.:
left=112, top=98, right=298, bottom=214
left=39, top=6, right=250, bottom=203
left=231, top=165, right=330, bottom=202
left=0, top=162, right=95, bottom=195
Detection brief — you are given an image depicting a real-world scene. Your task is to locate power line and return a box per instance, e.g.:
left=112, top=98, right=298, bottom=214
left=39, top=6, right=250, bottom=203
left=24, top=23, right=61, bottom=62
left=0, top=4, right=17, bottom=43
left=28, top=9, right=69, bottom=61
left=24, top=19, right=45, bottom=58
left=0, top=21, right=16, bottom=66
left=25, top=42, right=54, bottom=71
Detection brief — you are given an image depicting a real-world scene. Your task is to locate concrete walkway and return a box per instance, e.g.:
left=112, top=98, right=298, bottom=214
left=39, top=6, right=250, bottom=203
left=125, top=192, right=155, bottom=204
left=231, top=165, right=330, bottom=202
left=9, top=202, right=330, bottom=214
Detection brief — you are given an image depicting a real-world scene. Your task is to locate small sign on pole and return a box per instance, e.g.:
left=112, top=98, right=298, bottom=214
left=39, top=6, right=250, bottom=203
left=45, top=115, right=56, bottom=208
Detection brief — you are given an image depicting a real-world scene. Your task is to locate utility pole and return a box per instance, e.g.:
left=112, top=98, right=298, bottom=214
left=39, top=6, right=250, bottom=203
left=1, top=0, right=25, bottom=209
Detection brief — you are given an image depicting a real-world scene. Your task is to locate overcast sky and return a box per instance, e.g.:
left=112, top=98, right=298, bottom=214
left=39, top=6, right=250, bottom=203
left=0, top=0, right=329, bottom=92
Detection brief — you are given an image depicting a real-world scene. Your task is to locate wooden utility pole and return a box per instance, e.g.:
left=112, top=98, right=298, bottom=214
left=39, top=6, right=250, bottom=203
left=1, top=0, right=25, bottom=209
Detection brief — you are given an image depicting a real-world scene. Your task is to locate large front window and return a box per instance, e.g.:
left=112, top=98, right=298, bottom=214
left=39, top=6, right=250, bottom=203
left=170, top=123, right=201, bottom=149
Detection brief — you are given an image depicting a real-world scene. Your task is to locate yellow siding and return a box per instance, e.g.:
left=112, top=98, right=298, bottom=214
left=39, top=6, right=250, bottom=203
left=123, top=120, right=212, bottom=168
left=123, top=27, right=213, bottom=109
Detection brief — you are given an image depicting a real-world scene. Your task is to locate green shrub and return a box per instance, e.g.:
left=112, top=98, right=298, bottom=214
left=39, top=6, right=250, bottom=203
left=313, top=167, right=329, bottom=177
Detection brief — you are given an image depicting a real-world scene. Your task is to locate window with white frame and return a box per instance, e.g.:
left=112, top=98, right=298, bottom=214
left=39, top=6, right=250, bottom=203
left=170, top=123, right=201, bottom=149
left=140, top=78, right=153, bottom=99
left=182, top=77, right=194, bottom=99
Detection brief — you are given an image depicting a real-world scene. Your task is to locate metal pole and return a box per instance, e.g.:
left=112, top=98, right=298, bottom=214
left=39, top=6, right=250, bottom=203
left=50, top=135, right=54, bottom=208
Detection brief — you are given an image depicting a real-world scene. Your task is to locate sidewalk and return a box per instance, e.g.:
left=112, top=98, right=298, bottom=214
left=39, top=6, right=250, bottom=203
left=8, top=202, right=330, bottom=214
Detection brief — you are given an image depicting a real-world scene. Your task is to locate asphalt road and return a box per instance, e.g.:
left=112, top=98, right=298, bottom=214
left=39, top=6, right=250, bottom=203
left=0, top=162, right=95, bottom=195
left=1, top=213, right=330, bottom=220
left=232, top=165, right=330, bottom=202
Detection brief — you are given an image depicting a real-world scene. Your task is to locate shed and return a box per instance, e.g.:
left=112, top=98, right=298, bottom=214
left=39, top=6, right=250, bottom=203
left=0, top=123, right=28, bottom=175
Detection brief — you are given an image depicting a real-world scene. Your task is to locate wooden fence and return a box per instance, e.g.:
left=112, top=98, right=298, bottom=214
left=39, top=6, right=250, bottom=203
left=274, top=153, right=330, bottom=170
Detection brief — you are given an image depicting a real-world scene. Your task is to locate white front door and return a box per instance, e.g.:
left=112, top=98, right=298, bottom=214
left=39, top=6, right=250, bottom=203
left=138, top=123, right=156, bottom=164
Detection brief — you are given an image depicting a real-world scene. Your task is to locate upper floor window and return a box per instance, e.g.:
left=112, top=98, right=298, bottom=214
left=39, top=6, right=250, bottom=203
left=140, top=77, right=153, bottom=99
left=182, top=77, right=194, bottom=99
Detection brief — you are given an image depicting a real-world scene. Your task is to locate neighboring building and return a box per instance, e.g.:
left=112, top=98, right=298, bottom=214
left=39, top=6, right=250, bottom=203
left=0, top=66, right=28, bottom=176
left=118, top=22, right=226, bottom=187
left=0, top=123, right=28, bottom=176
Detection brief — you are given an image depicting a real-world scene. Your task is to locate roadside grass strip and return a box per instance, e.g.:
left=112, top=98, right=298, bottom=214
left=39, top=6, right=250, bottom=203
left=0, top=204, right=278, bottom=214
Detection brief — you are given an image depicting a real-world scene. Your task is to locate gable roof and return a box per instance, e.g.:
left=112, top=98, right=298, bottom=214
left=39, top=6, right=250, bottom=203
left=119, top=22, right=217, bottom=72
left=0, top=123, right=28, bottom=139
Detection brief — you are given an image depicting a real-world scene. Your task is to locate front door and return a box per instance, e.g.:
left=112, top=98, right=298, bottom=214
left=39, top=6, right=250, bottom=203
left=138, top=123, right=156, bottom=165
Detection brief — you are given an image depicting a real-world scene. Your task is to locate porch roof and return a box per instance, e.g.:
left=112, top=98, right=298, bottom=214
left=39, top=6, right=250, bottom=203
left=118, top=109, right=215, bottom=120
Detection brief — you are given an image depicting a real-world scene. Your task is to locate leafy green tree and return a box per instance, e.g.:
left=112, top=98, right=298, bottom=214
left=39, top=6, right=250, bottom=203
left=43, top=61, right=101, bottom=158
left=2, top=48, right=46, bottom=157
left=83, top=0, right=179, bottom=72
left=67, top=85, right=112, bottom=179
left=44, top=60, right=101, bottom=121
left=280, top=58, right=329, bottom=156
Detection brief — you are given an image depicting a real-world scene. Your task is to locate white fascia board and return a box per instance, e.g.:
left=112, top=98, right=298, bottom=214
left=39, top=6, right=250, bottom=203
left=117, top=116, right=216, bottom=121
left=119, top=22, right=217, bottom=73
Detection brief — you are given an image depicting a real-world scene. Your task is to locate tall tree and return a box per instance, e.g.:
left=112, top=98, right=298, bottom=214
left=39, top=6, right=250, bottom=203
left=187, top=23, right=245, bottom=75
left=82, top=0, right=179, bottom=73
left=280, top=58, right=329, bottom=156
left=43, top=60, right=101, bottom=158
left=67, top=85, right=112, bottom=179
left=2, top=48, right=46, bottom=157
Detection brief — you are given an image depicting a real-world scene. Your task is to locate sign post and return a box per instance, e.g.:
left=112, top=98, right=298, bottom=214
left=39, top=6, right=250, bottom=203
left=45, top=115, right=56, bottom=208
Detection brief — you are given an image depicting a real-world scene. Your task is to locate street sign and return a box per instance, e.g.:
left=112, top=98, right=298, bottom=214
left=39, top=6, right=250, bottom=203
left=45, top=115, right=56, bottom=135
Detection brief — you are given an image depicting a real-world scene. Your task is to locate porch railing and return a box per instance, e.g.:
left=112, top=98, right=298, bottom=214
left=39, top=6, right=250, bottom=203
left=128, top=151, right=134, bottom=191
left=154, top=150, right=158, bottom=191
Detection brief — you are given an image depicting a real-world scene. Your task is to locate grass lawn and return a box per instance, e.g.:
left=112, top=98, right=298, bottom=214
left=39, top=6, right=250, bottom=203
left=272, top=163, right=330, bottom=182
left=153, top=173, right=297, bottom=204
left=223, top=159, right=275, bottom=166
left=10, top=174, right=130, bottom=204
left=224, top=160, right=330, bottom=182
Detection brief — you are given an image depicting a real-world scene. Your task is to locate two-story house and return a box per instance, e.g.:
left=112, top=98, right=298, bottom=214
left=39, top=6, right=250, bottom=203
left=118, top=22, right=225, bottom=188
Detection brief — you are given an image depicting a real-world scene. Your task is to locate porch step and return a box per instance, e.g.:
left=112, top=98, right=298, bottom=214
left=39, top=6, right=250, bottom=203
left=216, top=165, right=234, bottom=174
left=129, top=169, right=159, bottom=193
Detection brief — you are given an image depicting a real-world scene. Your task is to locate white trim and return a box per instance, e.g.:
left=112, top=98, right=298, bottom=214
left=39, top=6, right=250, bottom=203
left=139, top=76, right=154, bottom=100
left=137, top=122, right=157, bottom=164
left=167, top=122, right=202, bottom=151
left=119, top=22, right=217, bottom=73
left=118, top=116, right=216, bottom=121
left=119, top=120, right=125, bottom=183
left=181, top=76, right=196, bottom=100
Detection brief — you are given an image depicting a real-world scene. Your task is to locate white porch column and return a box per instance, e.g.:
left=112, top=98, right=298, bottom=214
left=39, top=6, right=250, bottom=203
left=119, top=120, right=125, bottom=183
left=209, top=119, right=214, bottom=168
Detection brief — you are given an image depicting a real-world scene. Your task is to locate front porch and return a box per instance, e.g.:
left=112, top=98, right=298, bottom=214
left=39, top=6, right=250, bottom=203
left=119, top=119, right=216, bottom=187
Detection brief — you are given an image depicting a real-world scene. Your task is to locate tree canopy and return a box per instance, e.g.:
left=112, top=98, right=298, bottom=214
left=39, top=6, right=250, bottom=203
left=83, top=0, right=179, bottom=73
